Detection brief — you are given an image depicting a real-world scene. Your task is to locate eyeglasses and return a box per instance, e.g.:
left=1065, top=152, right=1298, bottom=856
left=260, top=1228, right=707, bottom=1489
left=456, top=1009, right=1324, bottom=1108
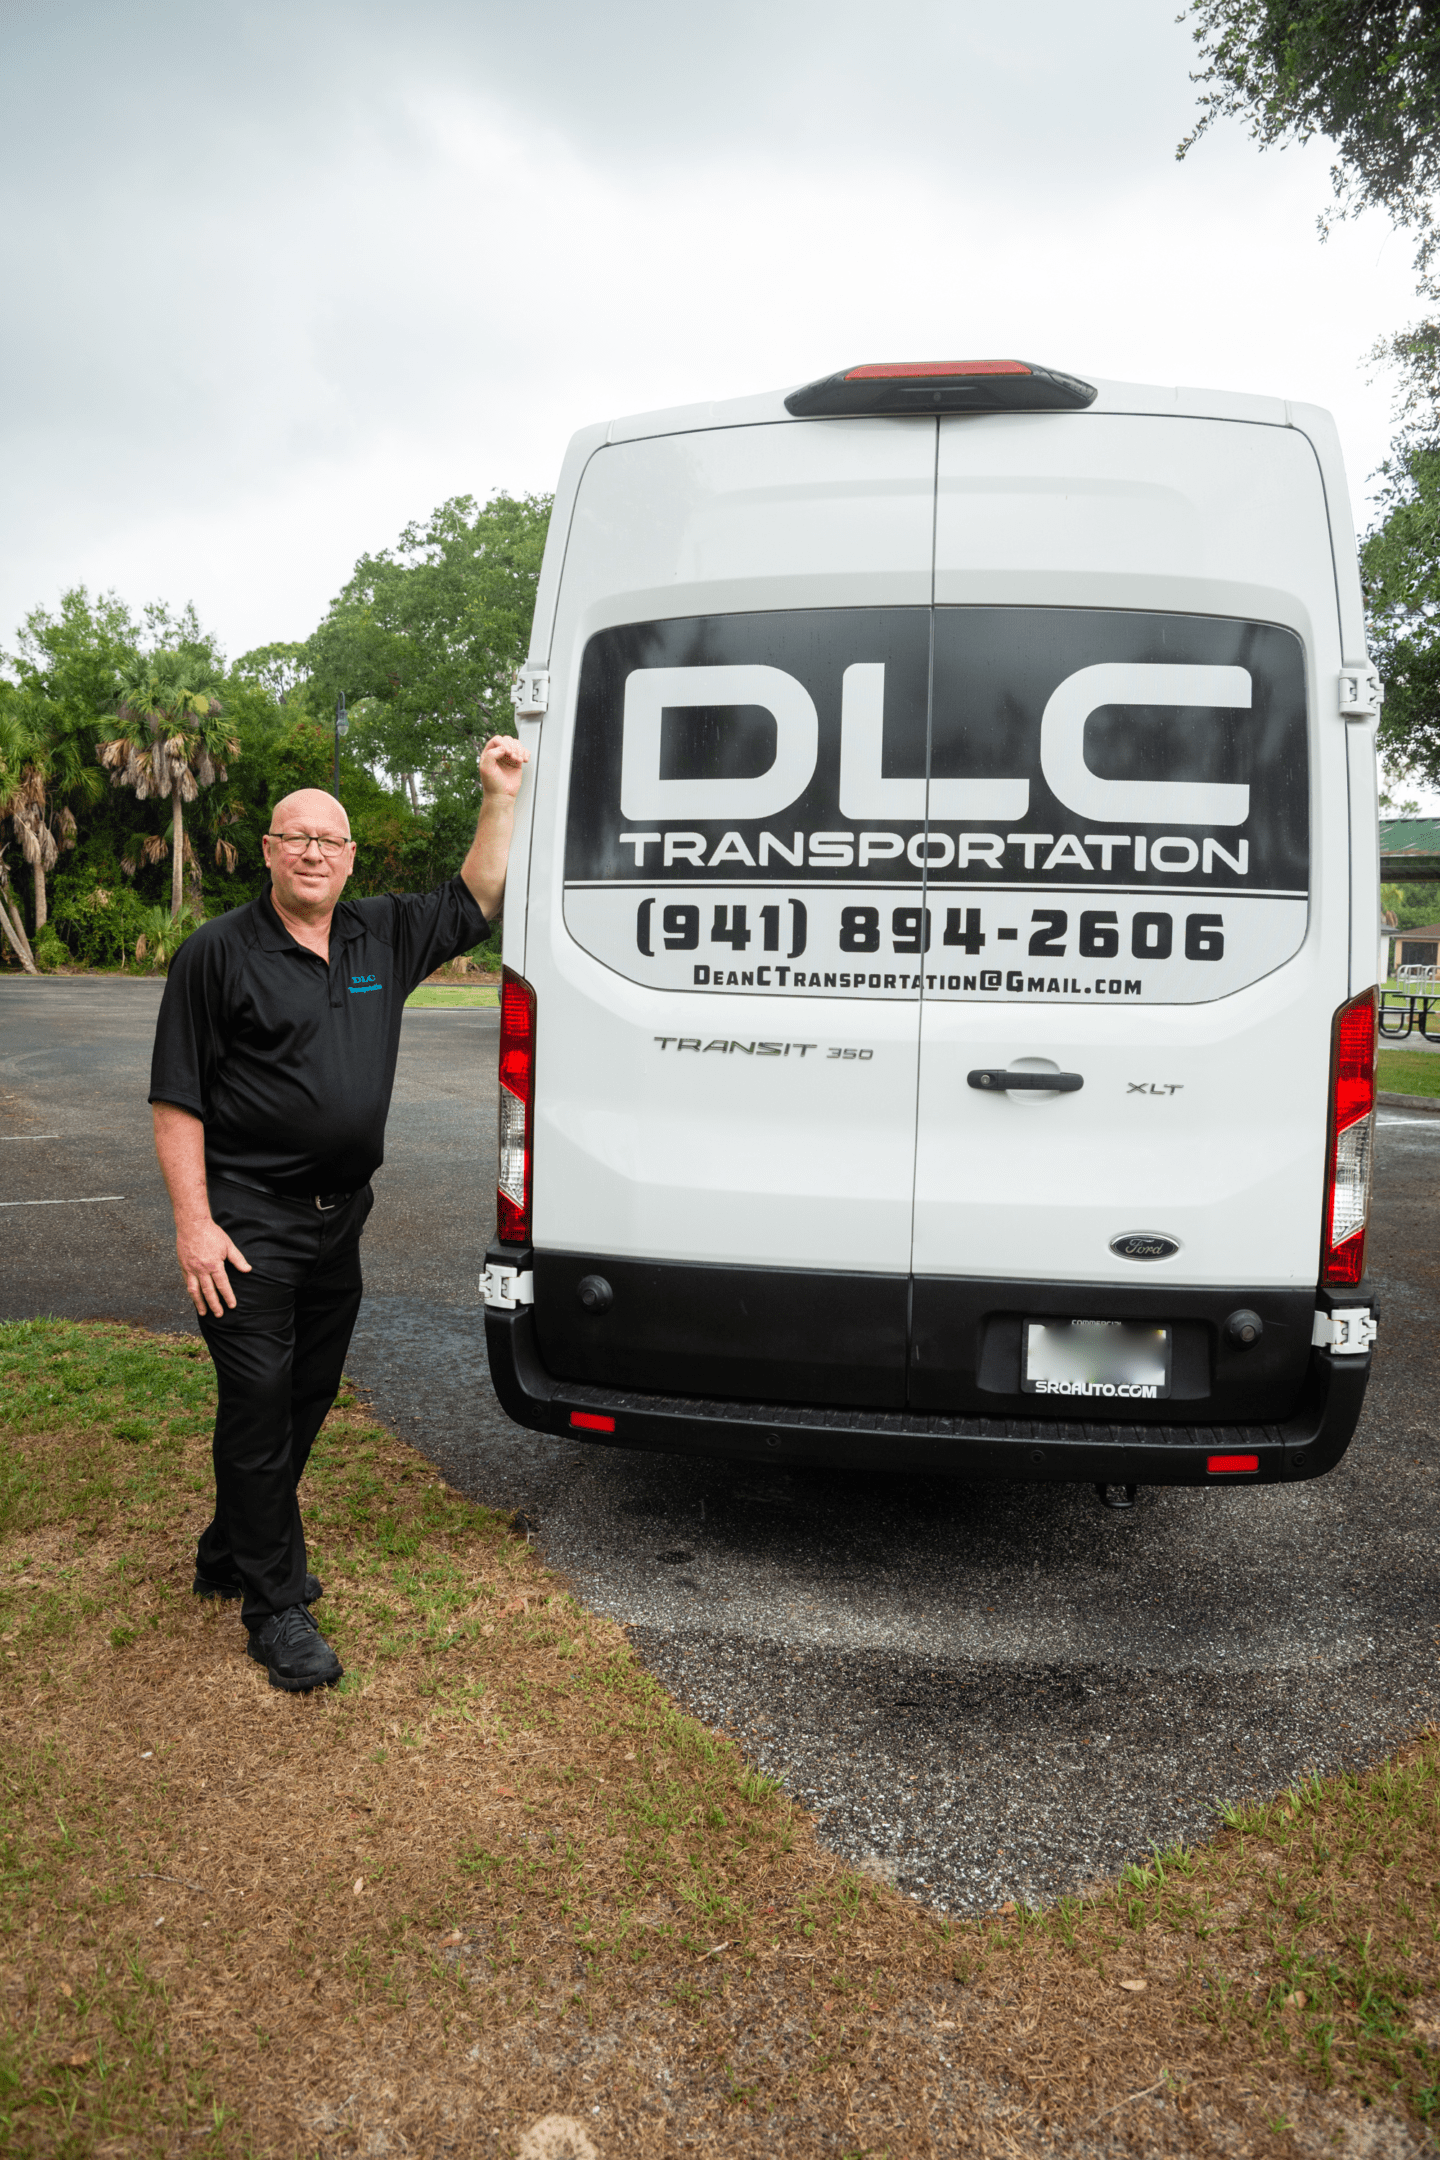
left=266, top=831, right=353, bottom=857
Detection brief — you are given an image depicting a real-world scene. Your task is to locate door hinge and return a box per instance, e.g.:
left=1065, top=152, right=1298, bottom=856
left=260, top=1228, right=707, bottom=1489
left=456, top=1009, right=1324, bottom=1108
left=1312, top=1306, right=1377, bottom=1354
left=1338, top=664, right=1383, bottom=720
left=481, top=1263, right=534, bottom=1310
left=510, top=665, right=550, bottom=719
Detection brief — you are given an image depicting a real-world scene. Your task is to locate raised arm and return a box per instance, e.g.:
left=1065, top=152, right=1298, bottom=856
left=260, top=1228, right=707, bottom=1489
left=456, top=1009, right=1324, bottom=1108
left=460, top=735, right=531, bottom=924
left=151, top=1101, right=251, bottom=1316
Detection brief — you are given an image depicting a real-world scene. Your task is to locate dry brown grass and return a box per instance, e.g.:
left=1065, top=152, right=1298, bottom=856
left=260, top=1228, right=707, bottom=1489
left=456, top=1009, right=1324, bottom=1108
left=1, top=1319, right=1437, bottom=2159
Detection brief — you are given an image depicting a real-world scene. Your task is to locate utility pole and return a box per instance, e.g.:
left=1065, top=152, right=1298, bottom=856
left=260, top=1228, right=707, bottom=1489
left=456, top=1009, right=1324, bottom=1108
left=333, top=693, right=348, bottom=800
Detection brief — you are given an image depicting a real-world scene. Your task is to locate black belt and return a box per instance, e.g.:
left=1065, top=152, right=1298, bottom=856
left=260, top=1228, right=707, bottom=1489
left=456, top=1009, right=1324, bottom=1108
left=213, top=1170, right=358, bottom=1213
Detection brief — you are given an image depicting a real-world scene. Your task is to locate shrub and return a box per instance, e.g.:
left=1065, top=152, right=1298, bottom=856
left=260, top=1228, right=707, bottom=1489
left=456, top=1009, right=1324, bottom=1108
left=32, top=926, right=69, bottom=971
left=133, top=904, right=201, bottom=972
left=51, top=884, right=153, bottom=970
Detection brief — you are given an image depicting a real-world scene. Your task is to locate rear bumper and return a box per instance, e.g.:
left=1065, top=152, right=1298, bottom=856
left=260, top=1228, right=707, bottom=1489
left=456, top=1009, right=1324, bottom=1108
left=483, top=1260, right=1371, bottom=1486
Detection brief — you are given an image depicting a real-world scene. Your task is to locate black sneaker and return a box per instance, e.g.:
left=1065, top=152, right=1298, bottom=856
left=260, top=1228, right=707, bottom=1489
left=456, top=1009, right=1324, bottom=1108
left=246, top=1605, right=343, bottom=1692
left=194, top=1569, right=324, bottom=1605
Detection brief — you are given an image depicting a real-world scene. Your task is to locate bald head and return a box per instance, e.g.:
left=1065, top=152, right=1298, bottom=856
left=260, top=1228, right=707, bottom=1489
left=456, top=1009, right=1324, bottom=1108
left=270, top=788, right=351, bottom=839
left=263, top=788, right=356, bottom=928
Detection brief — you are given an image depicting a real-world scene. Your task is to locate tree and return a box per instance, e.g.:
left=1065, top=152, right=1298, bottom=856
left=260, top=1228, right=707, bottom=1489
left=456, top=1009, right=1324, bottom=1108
left=97, top=653, right=238, bottom=921
left=1359, top=330, right=1440, bottom=786
left=1361, top=441, right=1440, bottom=781
left=0, top=692, right=104, bottom=933
left=2, top=587, right=140, bottom=941
left=0, top=710, right=38, bottom=972
left=303, top=492, right=551, bottom=808
left=1179, top=4, right=1440, bottom=283
left=7, top=588, right=142, bottom=716
left=230, top=641, right=311, bottom=704
left=0, top=542, right=517, bottom=967
left=1, top=589, right=254, bottom=953
left=1180, top=8, right=1440, bottom=775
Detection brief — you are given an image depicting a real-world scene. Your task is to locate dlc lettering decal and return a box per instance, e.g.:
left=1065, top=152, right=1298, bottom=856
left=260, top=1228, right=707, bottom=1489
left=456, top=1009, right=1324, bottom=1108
left=562, top=607, right=1309, bottom=1004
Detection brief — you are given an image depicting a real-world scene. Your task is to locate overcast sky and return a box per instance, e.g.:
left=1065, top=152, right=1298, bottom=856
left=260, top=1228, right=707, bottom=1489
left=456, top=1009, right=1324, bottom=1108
left=0, top=0, right=1426, bottom=666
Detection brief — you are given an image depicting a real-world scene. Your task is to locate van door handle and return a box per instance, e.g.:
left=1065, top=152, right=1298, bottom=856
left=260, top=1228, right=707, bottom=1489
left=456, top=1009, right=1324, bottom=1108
left=967, top=1069, right=1083, bottom=1093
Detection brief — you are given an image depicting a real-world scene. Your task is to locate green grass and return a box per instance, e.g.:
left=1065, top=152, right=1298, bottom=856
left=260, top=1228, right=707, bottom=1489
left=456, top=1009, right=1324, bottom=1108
left=1377, top=1047, right=1440, bottom=1099
left=403, top=986, right=498, bottom=1009
left=0, top=1323, right=219, bottom=1542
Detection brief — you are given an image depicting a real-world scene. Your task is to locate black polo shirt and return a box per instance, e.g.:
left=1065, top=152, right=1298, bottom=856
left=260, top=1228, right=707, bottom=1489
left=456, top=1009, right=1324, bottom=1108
left=149, top=878, right=489, bottom=1196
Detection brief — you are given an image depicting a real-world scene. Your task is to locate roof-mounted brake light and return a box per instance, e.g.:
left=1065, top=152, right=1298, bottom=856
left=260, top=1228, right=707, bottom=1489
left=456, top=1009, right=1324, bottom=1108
left=784, top=357, right=1097, bottom=418
left=846, top=359, right=1033, bottom=380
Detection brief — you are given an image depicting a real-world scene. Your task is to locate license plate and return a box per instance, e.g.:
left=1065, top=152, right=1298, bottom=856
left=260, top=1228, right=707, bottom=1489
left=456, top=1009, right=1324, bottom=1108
left=1022, top=1319, right=1171, bottom=1401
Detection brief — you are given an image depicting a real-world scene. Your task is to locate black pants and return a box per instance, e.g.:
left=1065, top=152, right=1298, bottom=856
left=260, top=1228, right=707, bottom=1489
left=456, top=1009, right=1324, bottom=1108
left=195, top=1179, right=372, bottom=1629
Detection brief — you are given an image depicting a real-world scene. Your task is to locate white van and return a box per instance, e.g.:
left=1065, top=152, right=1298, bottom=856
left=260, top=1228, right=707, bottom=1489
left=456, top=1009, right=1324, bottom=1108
left=481, top=358, right=1381, bottom=1497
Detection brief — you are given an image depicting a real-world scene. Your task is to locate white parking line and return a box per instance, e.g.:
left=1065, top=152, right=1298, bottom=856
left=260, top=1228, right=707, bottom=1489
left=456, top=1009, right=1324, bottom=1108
left=0, top=1134, right=60, bottom=1140
left=0, top=1195, right=125, bottom=1207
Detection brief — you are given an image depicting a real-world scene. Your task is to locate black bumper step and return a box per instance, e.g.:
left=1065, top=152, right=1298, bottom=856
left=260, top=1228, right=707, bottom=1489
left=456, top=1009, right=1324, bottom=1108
left=484, top=1300, right=1368, bottom=1487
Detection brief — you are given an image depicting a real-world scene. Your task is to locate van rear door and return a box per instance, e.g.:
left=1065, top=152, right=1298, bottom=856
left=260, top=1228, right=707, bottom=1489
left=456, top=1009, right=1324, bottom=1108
left=530, top=418, right=935, bottom=1406
left=909, top=411, right=1346, bottom=1413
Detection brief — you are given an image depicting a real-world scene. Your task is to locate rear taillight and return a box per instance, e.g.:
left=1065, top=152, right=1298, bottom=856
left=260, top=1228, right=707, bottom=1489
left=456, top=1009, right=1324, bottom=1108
left=497, top=967, right=535, bottom=1244
left=1321, top=989, right=1376, bottom=1287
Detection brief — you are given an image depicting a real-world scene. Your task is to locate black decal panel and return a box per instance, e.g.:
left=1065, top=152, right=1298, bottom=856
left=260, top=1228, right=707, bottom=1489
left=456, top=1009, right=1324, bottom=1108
left=561, top=606, right=1309, bottom=1003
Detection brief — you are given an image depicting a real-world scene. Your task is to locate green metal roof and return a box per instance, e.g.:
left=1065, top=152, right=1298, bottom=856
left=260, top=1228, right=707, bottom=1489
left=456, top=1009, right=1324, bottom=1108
left=1381, top=818, right=1440, bottom=855
left=1381, top=819, right=1440, bottom=881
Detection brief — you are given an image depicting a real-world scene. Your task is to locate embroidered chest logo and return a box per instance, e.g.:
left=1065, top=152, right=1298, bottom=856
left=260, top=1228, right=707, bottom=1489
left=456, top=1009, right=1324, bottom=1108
left=349, top=974, right=383, bottom=995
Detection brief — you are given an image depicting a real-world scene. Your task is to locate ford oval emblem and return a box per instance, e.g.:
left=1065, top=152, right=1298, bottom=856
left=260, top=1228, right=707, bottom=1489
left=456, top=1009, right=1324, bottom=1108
left=1110, top=1232, right=1181, bottom=1262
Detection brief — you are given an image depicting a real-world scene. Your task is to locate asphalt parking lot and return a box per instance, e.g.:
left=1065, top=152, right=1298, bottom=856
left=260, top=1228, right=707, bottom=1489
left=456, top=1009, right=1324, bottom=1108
left=3, top=975, right=1439, bottom=1915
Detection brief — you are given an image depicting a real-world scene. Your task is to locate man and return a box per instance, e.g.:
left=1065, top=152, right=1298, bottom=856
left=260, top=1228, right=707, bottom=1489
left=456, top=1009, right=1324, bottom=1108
left=149, top=734, right=527, bottom=1692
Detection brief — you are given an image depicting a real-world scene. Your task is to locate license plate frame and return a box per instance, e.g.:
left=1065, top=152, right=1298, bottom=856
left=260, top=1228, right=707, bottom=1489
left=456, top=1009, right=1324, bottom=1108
left=1021, top=1318, right=1172, bottom=1401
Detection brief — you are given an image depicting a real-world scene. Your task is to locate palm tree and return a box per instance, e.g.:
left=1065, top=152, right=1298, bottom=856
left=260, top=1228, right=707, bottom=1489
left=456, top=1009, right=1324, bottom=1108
left=0, top=710, right=40, bottom=973
left=97, top=654, right=237, bottom=921
left=0, top=697, right=99, bottom=936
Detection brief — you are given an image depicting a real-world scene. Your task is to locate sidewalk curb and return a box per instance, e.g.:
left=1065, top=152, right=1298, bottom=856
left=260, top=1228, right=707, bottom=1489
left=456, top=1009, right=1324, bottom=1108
left=1378, top=1091, right=1440, bottom=1113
